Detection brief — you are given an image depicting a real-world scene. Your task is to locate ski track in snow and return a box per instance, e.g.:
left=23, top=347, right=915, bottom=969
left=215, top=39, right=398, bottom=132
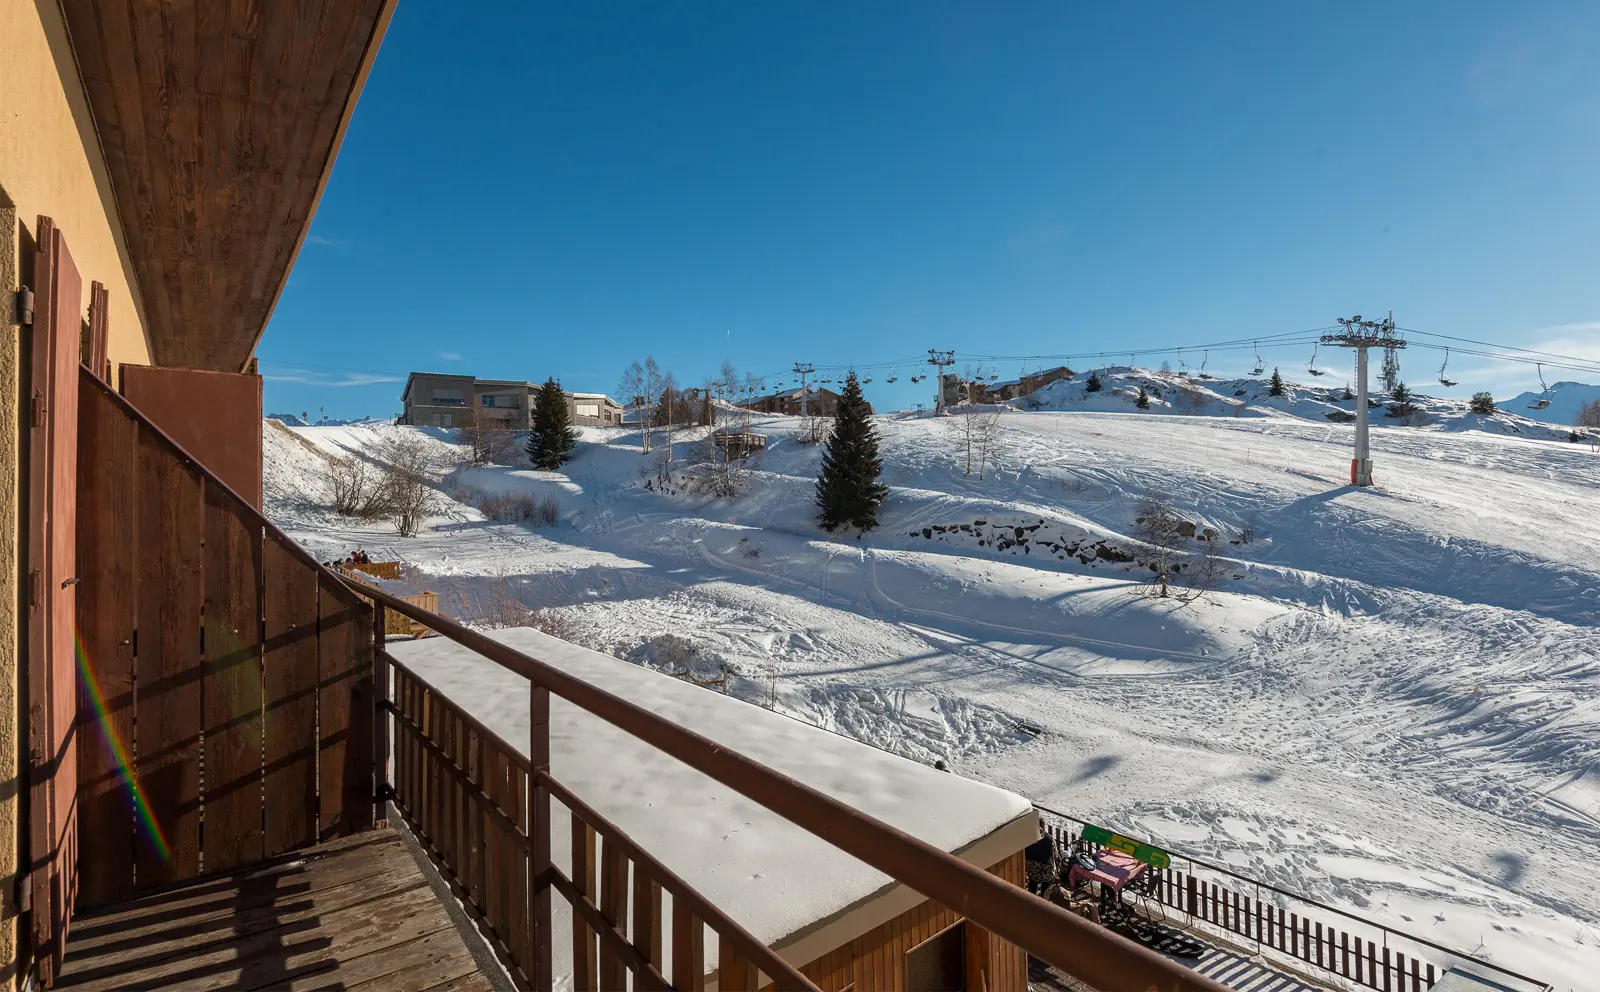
left=265, top=389, right=1600, bottom=989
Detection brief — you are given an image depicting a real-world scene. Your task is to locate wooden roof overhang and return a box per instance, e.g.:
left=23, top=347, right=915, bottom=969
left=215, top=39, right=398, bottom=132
left=60, top=0, right=396, bottom=371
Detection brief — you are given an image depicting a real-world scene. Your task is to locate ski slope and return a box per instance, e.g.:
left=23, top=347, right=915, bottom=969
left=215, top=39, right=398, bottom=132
left=265, top=390, right=1600, bottom=989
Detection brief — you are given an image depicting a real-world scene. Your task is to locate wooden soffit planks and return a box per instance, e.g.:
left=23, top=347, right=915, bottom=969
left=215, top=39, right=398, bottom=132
left=60, top=0, right=395, bottom=371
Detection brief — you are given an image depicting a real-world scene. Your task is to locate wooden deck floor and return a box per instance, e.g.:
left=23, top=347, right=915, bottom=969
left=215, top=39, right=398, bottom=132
left=57, top=825, right=491, bottom=992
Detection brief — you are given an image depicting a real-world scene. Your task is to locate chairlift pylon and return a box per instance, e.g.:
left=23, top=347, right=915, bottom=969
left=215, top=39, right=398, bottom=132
left=1528, top=363, right=1552, bottom=410
left=1307, top=343, right=1326, bottom=377
left=1437, top=348, right=1458, bottom=387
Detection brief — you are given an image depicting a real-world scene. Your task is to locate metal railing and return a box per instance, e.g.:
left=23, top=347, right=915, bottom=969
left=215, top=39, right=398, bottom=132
left=359, top=583, right=1230, bottom=992
left=1036, top=807, right=1550, bottom=992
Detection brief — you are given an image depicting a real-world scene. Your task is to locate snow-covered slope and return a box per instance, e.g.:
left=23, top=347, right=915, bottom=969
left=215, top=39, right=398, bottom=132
left=266, top=409, right=1600, bottom=989
left=1505, top=380, right=1600, bottom=428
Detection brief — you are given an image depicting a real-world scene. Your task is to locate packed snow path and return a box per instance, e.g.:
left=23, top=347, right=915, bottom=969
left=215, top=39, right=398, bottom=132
left=266, top=405, right=1600, bottom=989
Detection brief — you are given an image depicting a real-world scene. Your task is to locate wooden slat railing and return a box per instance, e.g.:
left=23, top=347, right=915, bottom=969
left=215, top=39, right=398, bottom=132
left=1039, top=815, right=1544, bottom=992
left=383, top=651, right=812, bottom=991
left=74, top=369, right=376, bottom=902
left=362, top=585, right=1230, bottom=992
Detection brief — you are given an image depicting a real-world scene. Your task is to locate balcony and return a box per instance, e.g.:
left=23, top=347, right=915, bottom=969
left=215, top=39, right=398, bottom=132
left=47, top=369, right=1226, bottom=992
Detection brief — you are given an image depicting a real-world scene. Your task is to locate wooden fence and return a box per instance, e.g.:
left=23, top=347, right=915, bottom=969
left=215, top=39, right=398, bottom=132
left=336, top=564, right=438, bottom=638
left=74, top=371, right=375, bottom=904
left=1041, top=820, right=1440, bottom=991
left=384, top=652, right=803, bottom=991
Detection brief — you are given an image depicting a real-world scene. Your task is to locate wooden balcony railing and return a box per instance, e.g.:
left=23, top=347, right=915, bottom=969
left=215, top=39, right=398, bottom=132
left=361, top=583, right=1229, bottom=992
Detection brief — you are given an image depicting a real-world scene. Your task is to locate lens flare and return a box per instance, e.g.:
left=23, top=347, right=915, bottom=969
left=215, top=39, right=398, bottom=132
left=75, top=634, right=170, bottom=862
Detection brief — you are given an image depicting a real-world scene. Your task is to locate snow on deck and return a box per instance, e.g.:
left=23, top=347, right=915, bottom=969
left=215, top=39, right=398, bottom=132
left=387, top=627, right=1036, bottom=947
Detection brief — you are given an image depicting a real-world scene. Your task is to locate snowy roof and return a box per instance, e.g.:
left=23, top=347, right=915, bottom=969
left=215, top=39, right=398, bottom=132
left=568, top=392, right=618, bottom=402
left=387, top=628, right=1036, bottom=961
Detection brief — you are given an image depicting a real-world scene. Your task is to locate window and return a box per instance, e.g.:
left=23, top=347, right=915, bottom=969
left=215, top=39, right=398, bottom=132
left=482, top=393, right=518, bottom=409
left=576, top=403, right=600, bottom=418
left=432, top=387, right=466, bottom=405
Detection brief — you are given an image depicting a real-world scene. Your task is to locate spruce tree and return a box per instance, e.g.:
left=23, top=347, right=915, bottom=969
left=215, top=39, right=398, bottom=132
left=1268, top=368, right=1285, bottom=396
left=1085, top=371, right=1103, bottom=393
left=526, top=378, right=579, bottom=470
left=1135, top=385, right=1151, bottom=409
left=1390, top=381, right=1414, bottom=416
left=815, top=372, right=888, bottom=532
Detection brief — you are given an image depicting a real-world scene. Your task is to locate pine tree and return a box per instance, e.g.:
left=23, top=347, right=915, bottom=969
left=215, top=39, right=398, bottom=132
left=1390, top=381, right=1414, bottom=416
left=1135, top=385, right=1151, bottom=409
left=1085, top=371, right=1103, bottom=393
left=1469, top=391, right=1496, bottom=415
left=1343, top=386, right=1355, bottom=401
left=815, top=372, right=888, bottom=532
left=1268, top=368, right=1285, bottom=396
left=526, top=378, right=579, bottom=470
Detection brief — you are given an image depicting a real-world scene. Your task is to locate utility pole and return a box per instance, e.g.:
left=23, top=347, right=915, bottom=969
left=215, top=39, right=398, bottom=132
left=1322, top=315, right=1406, bottom=487
left=792, top=362, right=814, bottom=419
left=927, top=350, right=956, bottom=414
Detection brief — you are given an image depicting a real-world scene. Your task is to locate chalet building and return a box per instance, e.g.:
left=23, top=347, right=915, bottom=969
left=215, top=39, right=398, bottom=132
left=742, top=386, right=867, bottom=417
left=400, top=372, right=623, bottom=428
left=0, top=2, right=1217, bottom=990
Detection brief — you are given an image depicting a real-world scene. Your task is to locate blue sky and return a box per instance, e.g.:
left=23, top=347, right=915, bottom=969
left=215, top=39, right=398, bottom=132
left=262, top=1, right=1600, bottom=420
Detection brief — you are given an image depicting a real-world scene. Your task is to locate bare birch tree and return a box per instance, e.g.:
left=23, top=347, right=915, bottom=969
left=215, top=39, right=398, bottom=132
left=619, top=360, right=647, bottom=453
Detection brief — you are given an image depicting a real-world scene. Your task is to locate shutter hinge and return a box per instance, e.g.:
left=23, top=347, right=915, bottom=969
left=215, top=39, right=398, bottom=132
left=29, top=391, right=45, bottom=428
left=14, top=287, right=33, bottom=327
left=27, top=570, right=40, bottom=609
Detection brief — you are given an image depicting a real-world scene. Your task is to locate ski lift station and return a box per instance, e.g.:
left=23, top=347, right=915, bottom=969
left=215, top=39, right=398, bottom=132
left=390, top=628, right=1039, bottom=992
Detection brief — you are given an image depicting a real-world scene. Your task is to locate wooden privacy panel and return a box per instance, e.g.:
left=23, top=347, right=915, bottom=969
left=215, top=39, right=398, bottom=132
left=201, top=483, right=264, bottom=872
left=73, top=370, right=376, bottom=902
left=263, top=539, right=319, bottom=856
left=319, top=581, right=375, bottom=840
left=133, top=424, right=204, bottom=887
left=74, top=379, right=138, bottom=906
left=27, top=216, right=84, bottom=984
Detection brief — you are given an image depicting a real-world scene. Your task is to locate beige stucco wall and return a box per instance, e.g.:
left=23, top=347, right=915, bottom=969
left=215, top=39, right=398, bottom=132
left=0, top=1, right=155, bottom=986
left=1, top=0, right=153, bottom=374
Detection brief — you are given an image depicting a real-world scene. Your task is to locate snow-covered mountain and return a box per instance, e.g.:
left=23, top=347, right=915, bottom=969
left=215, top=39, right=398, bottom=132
left=1015, top=366, right=1591, bottom=440
left=267, top=412, right=392, bottom=427
left=1504, top=380, right=1600, bottom=428
left=266, top=406, right=1599, bottom=989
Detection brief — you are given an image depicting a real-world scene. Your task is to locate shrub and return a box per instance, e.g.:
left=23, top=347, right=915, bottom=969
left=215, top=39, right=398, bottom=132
left=537, top=495, right=561, bottom=526
left=1469, top=391, right=1496, bottom=415
left=328, top=455, right=390, bottom=519
left=461, top=487, right=559, bottom=527
left=375, top=433, right=439, bottom=537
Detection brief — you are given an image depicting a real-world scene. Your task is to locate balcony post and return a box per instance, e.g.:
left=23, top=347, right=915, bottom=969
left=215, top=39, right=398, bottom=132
left=374, top=604, right=389, bottom=810
left=531, top=681, right=552, bottom=991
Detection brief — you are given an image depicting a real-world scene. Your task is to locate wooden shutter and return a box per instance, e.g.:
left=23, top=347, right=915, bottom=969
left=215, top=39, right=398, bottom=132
left=86, top=282, right=109, bottom=382
left=27, top=216, right=83, bottom=985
